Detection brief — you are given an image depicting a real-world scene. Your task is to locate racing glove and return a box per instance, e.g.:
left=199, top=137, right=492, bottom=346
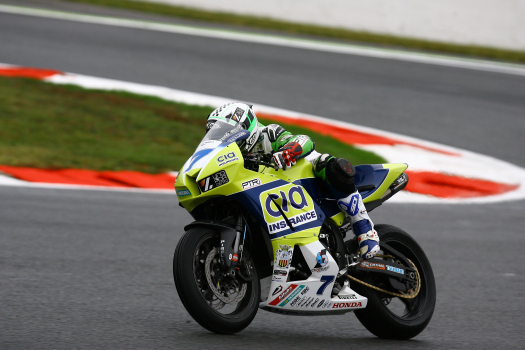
left=272, top=142, right=303, bottom=170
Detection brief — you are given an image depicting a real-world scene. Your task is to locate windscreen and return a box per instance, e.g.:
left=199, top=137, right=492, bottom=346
left=202, top=119, right=244, bottom=143
left=182, top=120, right=250, bottom=173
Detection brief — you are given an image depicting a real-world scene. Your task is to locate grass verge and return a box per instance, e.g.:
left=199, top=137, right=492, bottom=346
left=0, top=76, right=385, bottom=173
left=60, top=0, right=525, bottom=64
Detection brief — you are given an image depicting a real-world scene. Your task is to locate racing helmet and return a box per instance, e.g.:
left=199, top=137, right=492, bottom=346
left=206, top=102, right=260, bottom=153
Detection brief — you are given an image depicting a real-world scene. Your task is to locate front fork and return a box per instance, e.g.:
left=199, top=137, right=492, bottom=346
left=219, top=213, right=253, bottom=282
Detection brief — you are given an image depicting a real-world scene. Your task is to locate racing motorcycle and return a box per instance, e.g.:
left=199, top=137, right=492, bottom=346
left=173, top=120, right=436, bottom=339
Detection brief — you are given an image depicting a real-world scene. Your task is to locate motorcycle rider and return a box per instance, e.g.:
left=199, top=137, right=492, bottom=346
left=206, top=102, right=380, bottom=259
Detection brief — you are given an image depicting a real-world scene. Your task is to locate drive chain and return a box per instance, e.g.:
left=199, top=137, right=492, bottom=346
left=347, top=255, right=421, bottom=299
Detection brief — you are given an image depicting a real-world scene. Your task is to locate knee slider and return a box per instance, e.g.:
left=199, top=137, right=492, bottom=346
left=326, top=158, right=356, bottom=193
left=332, top=158, right=356, bottom=178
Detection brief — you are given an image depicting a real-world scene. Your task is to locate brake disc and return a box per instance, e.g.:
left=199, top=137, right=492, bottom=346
left=205, top=247, right=247, bottom=304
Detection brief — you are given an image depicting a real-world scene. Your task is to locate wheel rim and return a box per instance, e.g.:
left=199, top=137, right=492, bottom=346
left=192, top=234, right=253, bottom=316
left=205, top=247, right=247, bottom=305
left=374, top=240, right=430, bottom=321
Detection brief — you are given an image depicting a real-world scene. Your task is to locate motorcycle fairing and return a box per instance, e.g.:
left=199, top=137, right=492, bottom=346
left=230, top=181, right=326, bottom=240
left=297, top=163, right=409, bottom=219
left=358, top=163, right=408, bottom=202
left=273, top=162, right=408, bottom=221
left=178, top=146, right=346, bottom=307
left=176, top=142, right=258, bottom=211
left=176, top=140, right=406, bottom=314
left=260, top=159, right=345, bottom=220
left=260, top=205, right=366, bottom=314
left=179, top=129, right=250, bottom=181
left=261, top=238, right=368, bottom=314
left=177, top=142, right=327, bottom=237
left=353, top=164, right=389, bottom=199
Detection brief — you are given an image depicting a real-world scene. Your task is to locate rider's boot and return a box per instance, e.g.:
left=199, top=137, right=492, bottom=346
left=337, top=191, right=380, bottom=259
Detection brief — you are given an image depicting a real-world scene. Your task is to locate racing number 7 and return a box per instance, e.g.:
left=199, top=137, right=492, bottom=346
left=317, top=275, right=335, bottom=295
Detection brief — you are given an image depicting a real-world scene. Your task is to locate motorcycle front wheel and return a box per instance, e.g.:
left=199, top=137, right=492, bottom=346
left=352, top=224, right=436, bottom=339
left=173, top=227, right=260, bottom=334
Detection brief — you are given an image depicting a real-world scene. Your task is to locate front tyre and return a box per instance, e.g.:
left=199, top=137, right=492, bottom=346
left=173, top=227, right=260, bottom=334
left=352, top=224, right=436, bottom=339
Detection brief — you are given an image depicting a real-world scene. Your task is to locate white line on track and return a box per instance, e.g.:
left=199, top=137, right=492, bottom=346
left=1, top=62, right=525, bottom=203
left=0, top=178, right=174, bottom=194
left=2, top=4, right=525, bottom=77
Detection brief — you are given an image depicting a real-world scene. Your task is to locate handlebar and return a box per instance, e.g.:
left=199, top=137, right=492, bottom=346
left=243, top=152, right=278, bottom=171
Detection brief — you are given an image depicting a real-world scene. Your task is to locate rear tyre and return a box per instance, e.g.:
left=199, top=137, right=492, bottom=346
left=352, top=224, right=436, bottom=339
left=173, top=227, right=260, bottom=334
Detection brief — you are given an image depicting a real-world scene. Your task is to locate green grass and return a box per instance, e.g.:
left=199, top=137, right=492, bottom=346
left=0, top=76, right=384, bottom=173
left=264, top=121, right=385, bottom=166
left=60, top=0, right=525, bottom=64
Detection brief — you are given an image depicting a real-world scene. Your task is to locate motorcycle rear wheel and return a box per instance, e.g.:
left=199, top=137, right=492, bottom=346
left=173, top=227, right=260, bottom=334
left=352, top=224, right=436, bottom=339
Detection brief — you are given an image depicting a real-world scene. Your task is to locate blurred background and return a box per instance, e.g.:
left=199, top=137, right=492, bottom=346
left=1, top=1, right=524, bottom=349
left=143, top=0, right=525, bottom=50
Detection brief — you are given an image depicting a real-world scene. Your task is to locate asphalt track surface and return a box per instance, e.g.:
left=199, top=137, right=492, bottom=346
left=1, top=1, right=525, bottom=349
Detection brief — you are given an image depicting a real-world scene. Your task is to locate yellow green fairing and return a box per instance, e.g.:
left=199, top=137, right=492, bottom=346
left=360, top=163, right=408, bottom=203
left=330, top=212, right=347, bottom=227
left=271, top=228, right=319, bottom=253
left=176, top=140, right=408, bottom=240
left=259, top=158, right=315, bottom=181
left=176, top=149, right=315, bottom=212
left=176, top=143, right=327, bottom=242
left=175, top=143, right=265, bottom=212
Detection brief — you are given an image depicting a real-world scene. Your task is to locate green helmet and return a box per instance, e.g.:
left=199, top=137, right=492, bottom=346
left=206, top=102, right=261, bottom=152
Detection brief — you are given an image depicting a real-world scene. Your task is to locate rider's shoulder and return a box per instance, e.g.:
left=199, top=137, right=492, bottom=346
left=261, top=124, right=288, bottom=143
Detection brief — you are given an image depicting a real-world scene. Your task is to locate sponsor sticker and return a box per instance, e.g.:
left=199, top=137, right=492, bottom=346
left=272, top=269, right=287, bottom=283
left=310, top=298, right=320, bottom=308
left=323, top=301, right=333, bottom=308
left=304, top=297, right=314, bottom=307
left=311, top=249, right=329, bottom=272
left=242, top=178, right=262, bottom=190
left=224, top=131, right=247, bottom=144
left=387, top=265, right=405, bottom=274
left=232, top=107, right=244, bottom=121
left=280, top=135, right=293, bottom=143
left=216, top=151, right=239, bottom=167
left=219, top=125, right=243, bottom=141
left=293, top=135, right=309, bottom=146
left=176, top=189, right=191, bottom=197
left=272, top=286, right=283, bottom=296
left=290, top=296, right=302, bottom=307
left=332, top=302, right=363, bottom=309
left=269, top=284, right=299, bottom=306
left=360, top=261, right=386, bottom=270
left=259, top=185, right=317, bottom=234
left=337, top=295, right=358, bottom=300
left=278, top=285, right=305, bottom=307
left=299, top=297, right=311, bottom=307
left=199, top=140, right=218, bottom=148
left=246, top=130, right=259, bottom=146
left=274, top=245, right=293, bottom=269
left=299, top=297, right=313, bottom=307
left=349, top=194, right=359, bottom=216
left=198, top=170, right=229, bottom=193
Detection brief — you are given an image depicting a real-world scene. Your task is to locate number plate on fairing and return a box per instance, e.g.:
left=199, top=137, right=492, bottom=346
left=198, top=170, right=229, bottom=193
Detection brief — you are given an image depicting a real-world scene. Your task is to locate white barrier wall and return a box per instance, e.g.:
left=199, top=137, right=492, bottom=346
left=136, top=0, right=525, bottom=50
